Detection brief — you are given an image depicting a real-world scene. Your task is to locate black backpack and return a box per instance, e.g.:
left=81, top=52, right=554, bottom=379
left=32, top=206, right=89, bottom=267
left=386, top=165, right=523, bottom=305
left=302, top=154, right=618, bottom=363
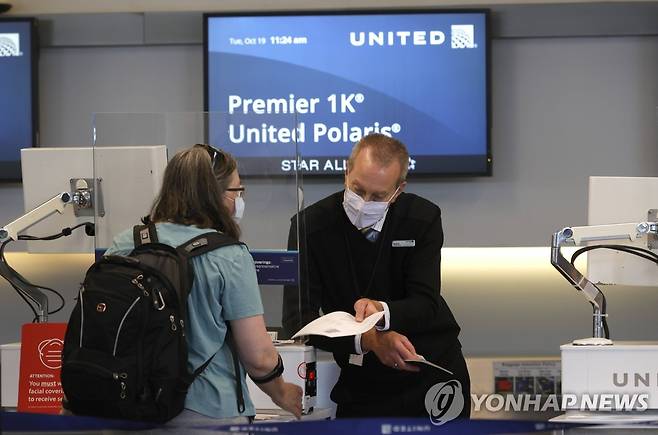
left=61, top=223, right=246, bottom=422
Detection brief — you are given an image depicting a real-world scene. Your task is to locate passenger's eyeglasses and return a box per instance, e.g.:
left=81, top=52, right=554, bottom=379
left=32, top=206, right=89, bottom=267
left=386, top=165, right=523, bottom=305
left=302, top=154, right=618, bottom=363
left=226, top=186, right=245, bottom=198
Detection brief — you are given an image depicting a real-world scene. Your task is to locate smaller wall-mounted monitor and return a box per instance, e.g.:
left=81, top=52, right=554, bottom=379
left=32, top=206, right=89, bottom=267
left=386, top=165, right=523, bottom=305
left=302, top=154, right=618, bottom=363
left=0, top=18, right=38, bottom=181
left=205, top=10, right=491, bottom=177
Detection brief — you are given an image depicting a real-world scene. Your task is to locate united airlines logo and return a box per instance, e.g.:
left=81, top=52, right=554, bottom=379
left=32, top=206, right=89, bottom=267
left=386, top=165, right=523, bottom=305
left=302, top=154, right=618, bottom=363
left=349, top=30, right=446, bottom=46
left=0, top=33, right=22, bottom=57
left=451, top=25, right=476, bottom=49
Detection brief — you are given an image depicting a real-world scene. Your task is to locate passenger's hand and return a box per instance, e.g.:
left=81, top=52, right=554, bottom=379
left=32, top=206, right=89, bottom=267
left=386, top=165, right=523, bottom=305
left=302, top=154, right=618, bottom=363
left=354, top=298, right=384, bottom=322
left=271, top=382, right=303, bottom=419
left=361, top=329, right=420, bottom=372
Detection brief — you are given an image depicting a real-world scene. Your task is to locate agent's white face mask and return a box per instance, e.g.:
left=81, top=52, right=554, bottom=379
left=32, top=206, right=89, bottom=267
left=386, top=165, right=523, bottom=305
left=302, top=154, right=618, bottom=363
left=342, top=186, right=399, bottom=230
left=232, top=195, right=245, bottom=223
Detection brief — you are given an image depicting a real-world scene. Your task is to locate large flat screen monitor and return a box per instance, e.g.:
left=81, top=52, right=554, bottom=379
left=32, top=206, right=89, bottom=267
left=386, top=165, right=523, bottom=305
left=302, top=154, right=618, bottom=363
left=0, top=18, right=38, bottom=181
left=205, top=10, right=490, bottom=176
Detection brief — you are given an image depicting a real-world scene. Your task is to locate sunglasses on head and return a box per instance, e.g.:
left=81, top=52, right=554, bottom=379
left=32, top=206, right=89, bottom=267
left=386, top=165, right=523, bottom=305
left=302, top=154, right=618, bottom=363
left=197, top=143, right=225, bottom=169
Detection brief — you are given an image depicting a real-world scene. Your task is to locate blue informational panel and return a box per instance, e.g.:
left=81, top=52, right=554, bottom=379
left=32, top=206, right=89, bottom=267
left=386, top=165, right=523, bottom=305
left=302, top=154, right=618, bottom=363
left=250, top=250, right=298, bottom=285
left=95, top=250, right=300, bottom=285
left=205, top=11, right=490, bottom=176
left=0, top=18, right=36, bottom=180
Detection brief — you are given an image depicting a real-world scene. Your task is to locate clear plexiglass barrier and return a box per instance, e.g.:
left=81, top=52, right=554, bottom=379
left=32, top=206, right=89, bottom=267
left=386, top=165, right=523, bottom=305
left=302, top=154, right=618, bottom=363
left=91, top=112, right=306, bottom=335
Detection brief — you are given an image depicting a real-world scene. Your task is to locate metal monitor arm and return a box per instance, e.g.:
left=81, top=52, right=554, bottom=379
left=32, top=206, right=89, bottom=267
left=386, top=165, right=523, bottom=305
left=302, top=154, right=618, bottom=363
left=551, top=222, right=658, bottom=345
left=0, top=192, right=72, bottom=323
left=0, top=192, right=72, bottom=243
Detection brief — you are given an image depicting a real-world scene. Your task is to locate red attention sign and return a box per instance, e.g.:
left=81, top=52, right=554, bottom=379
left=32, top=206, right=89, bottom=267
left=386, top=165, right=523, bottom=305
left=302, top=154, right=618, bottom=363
left=17, top=323, right=67, bottom=414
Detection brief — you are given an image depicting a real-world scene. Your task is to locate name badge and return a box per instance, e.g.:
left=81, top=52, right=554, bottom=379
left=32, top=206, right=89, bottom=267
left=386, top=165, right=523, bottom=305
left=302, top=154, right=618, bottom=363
left=392, top=240, right=415, bottom=248
left=349, top=354, right=364, bottom=366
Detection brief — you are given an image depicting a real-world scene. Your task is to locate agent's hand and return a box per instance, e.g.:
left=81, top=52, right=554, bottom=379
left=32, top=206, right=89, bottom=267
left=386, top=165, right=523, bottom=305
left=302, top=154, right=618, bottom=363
left=361, top=329, right=420, bottom=372
left=271, top=382, right=303, bottom=419
left=354, top=298, right=384, bottom=322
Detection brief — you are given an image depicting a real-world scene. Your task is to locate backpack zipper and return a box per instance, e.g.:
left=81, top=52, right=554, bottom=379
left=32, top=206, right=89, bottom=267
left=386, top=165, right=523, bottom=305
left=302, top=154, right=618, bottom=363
left=113, top=297, right=141, bottom=356
left=134, top=274, right=166, bottom=311
left=65, top=360, right=127, bottom=380
left=78, top=289, right=85, bottom=347
left=131, top=274, right=148, bottom=296
left=64, top=360, right=128, bottom=400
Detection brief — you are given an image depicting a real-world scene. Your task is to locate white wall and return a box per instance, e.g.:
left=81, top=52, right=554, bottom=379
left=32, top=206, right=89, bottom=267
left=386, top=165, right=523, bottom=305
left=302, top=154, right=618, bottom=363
left=7, top=0, right=653, bottom=15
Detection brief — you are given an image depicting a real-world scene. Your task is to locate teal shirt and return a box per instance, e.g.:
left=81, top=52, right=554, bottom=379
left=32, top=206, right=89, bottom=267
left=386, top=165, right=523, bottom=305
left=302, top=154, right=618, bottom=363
left=105, top=222, right=263, bottom=418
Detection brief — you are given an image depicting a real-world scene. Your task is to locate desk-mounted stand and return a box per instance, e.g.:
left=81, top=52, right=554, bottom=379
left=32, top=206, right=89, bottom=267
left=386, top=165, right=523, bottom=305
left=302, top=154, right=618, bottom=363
left=551, top=221, right=658, bottom=346
left=0, top=188, right=97, bottom=323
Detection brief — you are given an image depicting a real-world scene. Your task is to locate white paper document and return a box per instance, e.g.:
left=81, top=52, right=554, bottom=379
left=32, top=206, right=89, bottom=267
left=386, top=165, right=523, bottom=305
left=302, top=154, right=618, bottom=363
left=404, top=356, right=454, bottom=375
left=292, top=311, right=385, bottom=338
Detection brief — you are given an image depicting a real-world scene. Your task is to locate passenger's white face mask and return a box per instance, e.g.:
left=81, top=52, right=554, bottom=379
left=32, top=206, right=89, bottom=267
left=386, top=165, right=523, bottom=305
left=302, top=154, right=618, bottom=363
left=342, top=186, right=399, bottom=230
left=232, top=196, right=245, bottom=223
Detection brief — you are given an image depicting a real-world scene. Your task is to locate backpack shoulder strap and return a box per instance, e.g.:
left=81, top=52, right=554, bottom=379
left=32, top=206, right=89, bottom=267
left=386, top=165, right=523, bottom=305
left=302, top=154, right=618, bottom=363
left=133, top=223, right=158, bottom=246
left=192, top=327, right=245, bottom=413
left=177, top=232, right=245, bottom=258
left=179, top=231, right=248, bottom=413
